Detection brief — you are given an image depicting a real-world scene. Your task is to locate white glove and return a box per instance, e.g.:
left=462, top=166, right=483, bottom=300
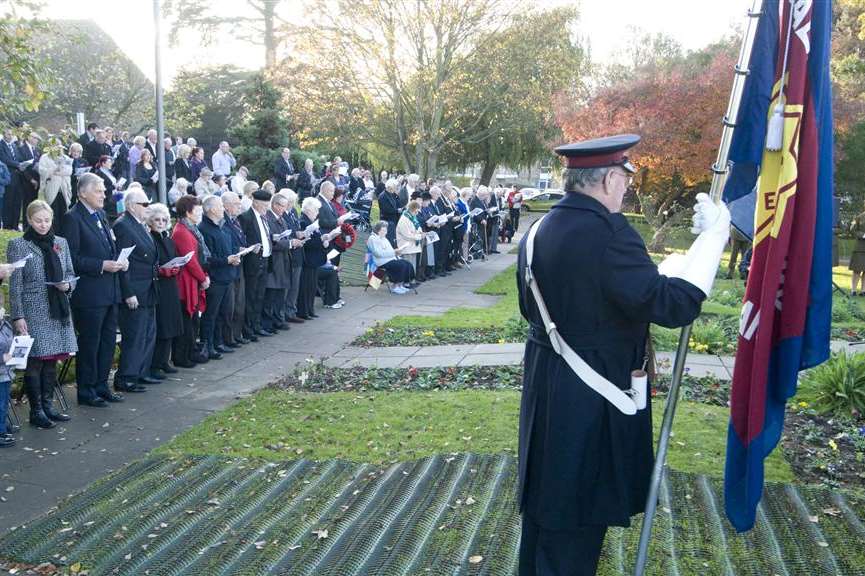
left=691, top=193, right=729, bottom=235
left=660, top=195, right=730, bottom=297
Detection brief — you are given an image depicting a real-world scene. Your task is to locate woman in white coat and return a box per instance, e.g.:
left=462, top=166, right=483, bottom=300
left=37, top=138, right=73, bottom=226
left=395, top=200, right=424, bottom=278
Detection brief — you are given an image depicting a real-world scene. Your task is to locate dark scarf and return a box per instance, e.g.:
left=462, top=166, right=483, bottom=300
left=23, top=227, right=70, bottom=321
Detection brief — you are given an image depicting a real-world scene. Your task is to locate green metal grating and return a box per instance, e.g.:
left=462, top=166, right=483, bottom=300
left=1, top=454, right=864, bottom=575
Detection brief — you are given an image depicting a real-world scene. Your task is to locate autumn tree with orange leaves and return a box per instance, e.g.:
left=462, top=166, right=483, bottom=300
left=555, top=38, right=738, bottom=250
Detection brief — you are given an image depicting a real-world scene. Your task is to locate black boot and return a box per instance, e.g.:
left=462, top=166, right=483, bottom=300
left=24, top=370, right=54, bottom=429
left=41, top=363, right=70, bottom=422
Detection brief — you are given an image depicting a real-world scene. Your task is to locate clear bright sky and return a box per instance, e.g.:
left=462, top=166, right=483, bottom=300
left=37, top=0, right=750, bottom=86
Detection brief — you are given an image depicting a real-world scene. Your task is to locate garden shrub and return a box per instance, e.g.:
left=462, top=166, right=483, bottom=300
left=801, top=353, right=865, bottom=417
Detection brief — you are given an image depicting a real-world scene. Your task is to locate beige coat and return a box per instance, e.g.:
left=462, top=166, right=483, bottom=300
left=38, top=154, right=73, bottom=207
left=395, top=213, right=423, bottom=255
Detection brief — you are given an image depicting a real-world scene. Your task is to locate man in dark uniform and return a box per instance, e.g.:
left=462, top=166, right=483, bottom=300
left=516, top=134, right=729, bottom=575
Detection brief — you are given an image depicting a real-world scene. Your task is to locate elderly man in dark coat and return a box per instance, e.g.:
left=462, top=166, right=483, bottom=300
left=113, top=187, right=159, bottom=392
left=262, top=192, right=294, bottom=332
left=198, top=194, right=242, bottom=359
left=516, top=134, right=729, bottom=575
left=61, top=173, right=127, bottom=407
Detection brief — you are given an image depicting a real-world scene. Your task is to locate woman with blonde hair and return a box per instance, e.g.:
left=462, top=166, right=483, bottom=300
left=8, top=200, right=77, bottom=428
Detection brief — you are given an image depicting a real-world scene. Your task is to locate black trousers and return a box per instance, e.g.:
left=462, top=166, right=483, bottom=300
left=318, top=267, right=339, bottom=306
left=2, top=178, right=21, bottom=230
left=380, top=259, right=414, bottom=284
left=51, top=195, right=69, bottom=232
left=72, top=304, right=118, bottom=401
left=151, top=337, right=172, bottom=371
left=510, top=208, right=521, bottom=232
left=385, top=217, right=398, bottom=247
left=298, top=266, right=318, bottom=317
left=172, top=312, right=198, bottom=365
left=263, top=287, right=286, bottom=329
left=435, top=226, right=453, bottom=273
left=224, top=275, right=245, bottom=344
left=201, top=282, right=231, bottom=350
left=243, top=260, right=268, bottom=335
left=284, top=264, right=303, bottom=319
left=519, top=514, right=607, bottom=576
left=117, top=304, right=156, bottom=383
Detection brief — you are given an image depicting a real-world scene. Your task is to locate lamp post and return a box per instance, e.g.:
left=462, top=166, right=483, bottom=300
left=153, top=0, right=167, bottom=204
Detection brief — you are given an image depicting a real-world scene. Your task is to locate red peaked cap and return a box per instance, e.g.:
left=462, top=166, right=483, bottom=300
left=555, top=134, right=640, bottom=173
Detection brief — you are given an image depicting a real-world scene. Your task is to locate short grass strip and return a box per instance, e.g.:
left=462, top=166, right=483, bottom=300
left=1, top=455, right=861, bottom=575
left=154, top=388, right=793, bottom=483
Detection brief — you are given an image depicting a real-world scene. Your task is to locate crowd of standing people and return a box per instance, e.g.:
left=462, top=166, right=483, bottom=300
left=0, top=124, right=524, bottom=448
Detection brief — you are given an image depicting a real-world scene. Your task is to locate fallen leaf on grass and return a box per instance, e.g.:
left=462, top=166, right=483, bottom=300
left=469, top=555, right=483, bottom=564
left=312, top=529, right=329, bottom=540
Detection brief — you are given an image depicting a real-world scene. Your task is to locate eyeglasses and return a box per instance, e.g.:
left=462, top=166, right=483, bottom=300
left=611, top=170, right=634, bottom=187
left=132, top=201, right=151, bottom=207
left=151, top=217, right=168, bottom=223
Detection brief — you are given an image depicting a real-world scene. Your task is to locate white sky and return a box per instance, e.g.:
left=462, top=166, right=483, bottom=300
left=37, top=0, right=750, bottom=87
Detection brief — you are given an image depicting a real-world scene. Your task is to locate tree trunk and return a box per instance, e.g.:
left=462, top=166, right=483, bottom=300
left=263, top=1, right=276, bottom=69
left=479, top=161, right=497, bottom=185
left=427, top=148, right=439, bottom=180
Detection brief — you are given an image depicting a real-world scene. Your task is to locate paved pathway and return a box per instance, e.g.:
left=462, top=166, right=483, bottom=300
left=0, top=245, right=520, bottom=533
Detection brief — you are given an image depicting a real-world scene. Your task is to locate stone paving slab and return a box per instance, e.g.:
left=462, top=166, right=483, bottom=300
left=458, top=353, right=523, bottom=367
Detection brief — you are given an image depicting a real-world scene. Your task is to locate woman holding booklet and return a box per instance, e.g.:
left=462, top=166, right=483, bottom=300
left=7, top=200, right=77, bottom=429
left=148, top=203, right=184, bottom=375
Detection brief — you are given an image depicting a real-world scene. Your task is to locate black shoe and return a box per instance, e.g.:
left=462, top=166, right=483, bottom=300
left=225, top=341, right=242, bottom=349
left=309, top=313, right=319, bottom=319
left=192, top=353, right=210, bottom=364
left=297, top=315, right=312, bottom=320
left=408, top=282, right=420, bottom=290
left=149, top=370, right=167, bottom=380
left=79, top=396, right=108, bottom=407
left=215, top=345, right=234, bottom=354
left=138, top=375, right=163, bottom=385
left=255, top=330, right=274, bottom=337
left=98, top=391, right=125, bottom=403
left=160, top=364, right=179, bottom=374
left=116, top=382, right=147, bottom=393
left=273, top=322, right=289, bottom=330
left=286, top=317, right=305, bottom=324
left=246, top=334, right=259, bottom=342
left=238, top=337, right=252, bottom=345
left=173, top=360, right=195, bottom=369
left=208, top=350, right=223, bottom=360
left=0, top=435, right=14, bottom=448
left=42, top=400, right=71, bottom=422
left=29, top=409, right=56, bottom=429
left=491, top=250, right=501, bottom=254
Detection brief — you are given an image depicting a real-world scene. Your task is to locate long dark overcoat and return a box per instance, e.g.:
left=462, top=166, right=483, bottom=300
left=516, top=192, right=704, bottom=529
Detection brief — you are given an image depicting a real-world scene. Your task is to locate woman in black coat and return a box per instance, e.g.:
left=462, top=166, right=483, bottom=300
left=147, top=203, right=185, bottom=374
left=297, top=199, right=327, bottom=319
left=134, top=149, right=158, bottom=200
left=174, top=144, right=192, bottom=190
left=296, top=158, right=315, bottom=201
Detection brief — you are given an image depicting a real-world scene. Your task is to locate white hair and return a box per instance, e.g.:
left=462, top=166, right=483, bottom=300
left=271, top=193, right=288, bottom=207
left=147, top=203, right=170, bottom=223
left=124, top=188, right=148, bottom=212
left=385, top=178, right=399, bottom=193
left=221, top=191, right=240, bottom=203
left=202, top=194, right=223, bottom=212
left=278, top=188, right=297, bottom=205
left=407, top=173, right=419, bottom=185
left=301, top=197, right=321, bottom=214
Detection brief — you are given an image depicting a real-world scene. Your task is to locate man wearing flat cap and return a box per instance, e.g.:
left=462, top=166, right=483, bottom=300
left=516, top=134, right=730, bottom=574
left=238, top=189, right=274, bottom=339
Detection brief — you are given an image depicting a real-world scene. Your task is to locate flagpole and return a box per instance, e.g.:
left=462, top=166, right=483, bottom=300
left=153, top=0, right=167, bottom=205
left=632, top=1, right=763, bottom=574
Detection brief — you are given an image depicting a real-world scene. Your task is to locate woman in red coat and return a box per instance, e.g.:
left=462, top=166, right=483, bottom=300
left=171, top=195, right=211, bottom=365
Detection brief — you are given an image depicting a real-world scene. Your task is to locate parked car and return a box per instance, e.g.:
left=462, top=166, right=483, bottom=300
left=522, top=189, right=564, bottom=212
left=518, top=187, right=541, bottom=200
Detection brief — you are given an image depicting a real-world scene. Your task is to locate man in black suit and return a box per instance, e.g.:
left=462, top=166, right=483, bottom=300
left=144, top=129, right=159, bottom=159
left=162, top=137, right=176, bottom=185
left=112, top=188, right=159, bottom=392
left=281, top=192, right=305, bottom=323
left=61, top=173, right=127, bottom=407
left=84, top=129, right=111, bottom=168
left=316, top=180, right=348, bottom=233
left=237, top=189, right=273, bottom=339
left=17, top=133, right=40, bottom=219
left=77, top=123, right=98, bottom=147
left=0, top=128, right=23, bottom=230
left=221, top=191, right=249, bottom=346
left=273, top=148, right=296, bottom=189
left=430, top=186, right=453, bottom=276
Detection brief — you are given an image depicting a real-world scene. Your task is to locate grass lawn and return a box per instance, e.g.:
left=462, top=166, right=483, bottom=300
left=156, top=388, right=794, bottom=483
